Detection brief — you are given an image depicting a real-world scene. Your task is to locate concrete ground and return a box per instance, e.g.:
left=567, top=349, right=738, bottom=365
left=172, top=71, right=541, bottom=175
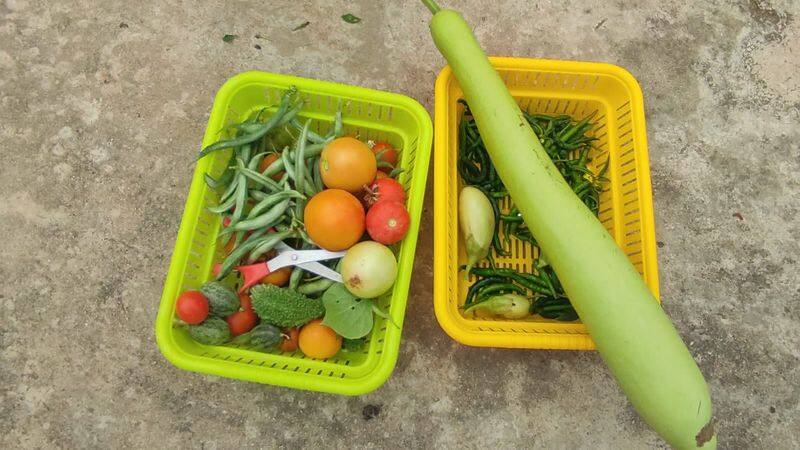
left=1, top=0, right=798, bottom=448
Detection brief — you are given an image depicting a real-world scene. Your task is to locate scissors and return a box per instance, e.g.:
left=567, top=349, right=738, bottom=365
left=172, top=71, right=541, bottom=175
left=237, top=241, right=344, bottom=293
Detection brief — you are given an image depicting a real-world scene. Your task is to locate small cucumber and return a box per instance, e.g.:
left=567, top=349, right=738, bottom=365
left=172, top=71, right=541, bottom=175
left=188, top=317, right=231, bottom=345
left=200, top=281, right=240, bottom=317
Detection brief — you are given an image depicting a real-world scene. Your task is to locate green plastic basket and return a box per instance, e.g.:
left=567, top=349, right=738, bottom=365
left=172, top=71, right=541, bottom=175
left=155, top=71, right=432, bottom=395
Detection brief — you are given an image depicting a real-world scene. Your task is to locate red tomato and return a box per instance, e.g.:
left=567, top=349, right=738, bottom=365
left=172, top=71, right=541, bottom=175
left=226, top=310, right=257, bottom=337
left=211, top=263, right=222, bottom=278
left=371, top=141, right=398, bottom=172
left=176, top=291, right=209, bottom=324
left=366, top=201, right=410, bottom=245
left=364, top=178, right=406, bottom=209
left=279, top=327, right=300, bottom=352
left=225, top=293, right=258, bottom=336
left=238, top=293, right=254, bottom=312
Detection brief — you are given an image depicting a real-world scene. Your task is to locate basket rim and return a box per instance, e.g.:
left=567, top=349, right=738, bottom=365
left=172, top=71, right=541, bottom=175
left=155, top=71, right=432, bottom=395
left=433, top=56, right=659, bottom=350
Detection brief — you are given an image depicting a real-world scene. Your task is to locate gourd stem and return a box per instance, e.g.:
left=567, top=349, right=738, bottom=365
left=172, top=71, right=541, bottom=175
left=420, top=0, right=441, bottom=14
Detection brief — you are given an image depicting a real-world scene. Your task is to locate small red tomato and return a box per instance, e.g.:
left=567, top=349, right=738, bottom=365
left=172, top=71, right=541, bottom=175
left=371, top=141, right=398, bottom=172
left=364, top=178, right=406, bottom=209
left=279, top=327, right=300, bottom=352
left=366, top=201, right=410, bottom=245
left=176, top=291, right=209, bottom=325
left=238, top=293, right=254, bottom=312
left=222, top=216, right=231, bottom=227
left=226, top=293, right=258, bottom=336
left=211, top=263, right=222, bottom=278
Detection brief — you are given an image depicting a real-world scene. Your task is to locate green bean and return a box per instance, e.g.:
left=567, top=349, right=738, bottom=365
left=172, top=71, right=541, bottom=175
left=289, top=264, right=304, bottom=290
left=199, top=90, right=296, bottom=159
left=230, top=174, right=248, bottom=224
left=291, top=118, right=327, bottom=144
left=207, top=187, right=238, bottom=214
left=216, top=165, right=241, bottom=203
left=236, top=144, right=251, bottom=165
left=259, top=142, right=323, bottom=179
left=250, top=190, right=269, bottom=201
left=247, top=189, right=304, bottom=218
left=304, top=159, right=317, bottom=195
left=247, top=229, right=296, bottom=262
left=294, top=227, right=314, bottom=246
left=294, top=121, right=310, bottom=220
left=312, top=157, right=324, bottom=192
left=280, top=147, right=296, bottom=180
left=221, top=198, right=291, bottom=234
left=248, top=152, right=267, bottom=171
left=215, top=228, right=270, bottom=280
left=238, top=166, right=282, bottom=192
left=297, top=277, right=335, bottom=296
left=204, top=168, right=234, bottom=190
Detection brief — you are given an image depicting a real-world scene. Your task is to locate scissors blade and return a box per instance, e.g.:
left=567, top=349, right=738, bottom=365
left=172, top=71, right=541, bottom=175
left=296, top=261, right=343, bottom=283
left=267, top=248, right=346, bottom=271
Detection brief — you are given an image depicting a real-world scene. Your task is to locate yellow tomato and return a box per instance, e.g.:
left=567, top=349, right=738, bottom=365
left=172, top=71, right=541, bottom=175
left=320, top=137, right=377, bottom=192
left=298, top=319, right=342, bottom=359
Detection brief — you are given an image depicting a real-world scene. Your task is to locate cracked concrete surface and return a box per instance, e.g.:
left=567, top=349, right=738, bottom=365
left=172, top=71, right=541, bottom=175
left=1, top=0, right=798, bottom=448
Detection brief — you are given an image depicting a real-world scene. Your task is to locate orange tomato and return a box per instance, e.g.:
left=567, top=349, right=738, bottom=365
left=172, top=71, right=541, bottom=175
left=262, top=266, right=292, bottom=286
left=298, top=319, right=341, bottom=359
left=320, top=137, right=376, bottom=192
left=258, top=153, right=284, bottom=181
left=304, top=189, right=365, bottom=251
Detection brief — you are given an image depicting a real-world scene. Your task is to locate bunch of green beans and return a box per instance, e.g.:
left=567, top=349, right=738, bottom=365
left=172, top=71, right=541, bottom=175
left=201, top=87, right=344, bottom=281
left=458, top=101, right=608, bottom=322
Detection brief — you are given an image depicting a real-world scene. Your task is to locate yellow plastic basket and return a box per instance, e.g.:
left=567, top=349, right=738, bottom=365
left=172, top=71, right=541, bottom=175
left=155, top=71, right=432, bottom=394
left=433, top=57, right=660, bottom=350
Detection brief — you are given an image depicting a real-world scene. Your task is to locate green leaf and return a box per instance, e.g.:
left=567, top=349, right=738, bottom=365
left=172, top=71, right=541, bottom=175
left=292, top=21, right=310, bottom=31
left=371, top=303, right=400, bottom=329
left=341, top=13, right=361, bottom=24
left=321, top=284, right=373, bottom=339
left=222, top=34, right=237, bottom=43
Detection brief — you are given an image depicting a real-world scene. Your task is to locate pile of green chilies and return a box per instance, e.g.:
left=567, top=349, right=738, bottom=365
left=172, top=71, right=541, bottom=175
left=201, top=87, right=343, bottom=289
left=458, top=101, right=608, bottom=321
